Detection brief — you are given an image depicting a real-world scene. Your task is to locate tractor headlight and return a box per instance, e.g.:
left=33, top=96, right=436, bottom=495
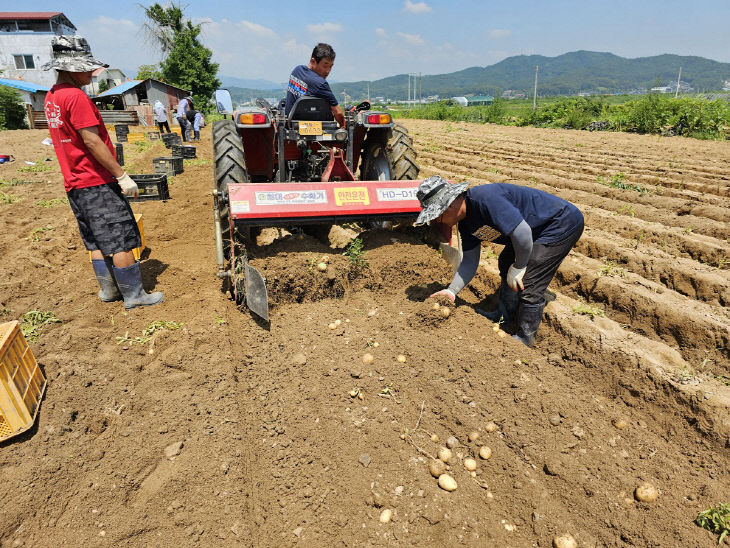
left=335, top=128, right=348, bottom=141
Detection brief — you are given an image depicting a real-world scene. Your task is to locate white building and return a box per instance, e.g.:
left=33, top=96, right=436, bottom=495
left=0, top=12, right=77, bottom=89
left=86, top=67, right=127, bottom=96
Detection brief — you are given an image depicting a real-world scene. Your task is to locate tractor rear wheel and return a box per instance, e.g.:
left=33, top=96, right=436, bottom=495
left=213, top=120, right=251, bottom=300
left=213, top=119, right=250, bottom=262
left=360, top=123, right=419, bottom=181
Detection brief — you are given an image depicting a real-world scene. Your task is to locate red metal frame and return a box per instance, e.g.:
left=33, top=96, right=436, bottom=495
left=321, top=148, right=356, bottom=182
left=228, top=180, right=422, bottom=221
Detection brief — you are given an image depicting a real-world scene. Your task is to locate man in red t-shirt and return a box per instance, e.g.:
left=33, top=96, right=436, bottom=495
left=42, top=36, right=162, bottom=309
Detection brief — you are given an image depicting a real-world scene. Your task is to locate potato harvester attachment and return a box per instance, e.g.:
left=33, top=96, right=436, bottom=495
left=214, top=180, right=424, bottom=321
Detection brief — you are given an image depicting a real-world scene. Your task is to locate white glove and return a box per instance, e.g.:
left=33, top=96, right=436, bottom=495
left=506, top=264, right=526, bottom=292
left=117, top=172, right=138, bottom=198
left=430, top=288, right=456, bottom=302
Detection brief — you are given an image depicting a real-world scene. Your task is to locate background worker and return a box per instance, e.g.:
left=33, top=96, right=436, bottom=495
left=154, top=100, right=170, bottom=133
left=416, top=175, right=584, bottom=347
left=176, top=95, right=192, bottom=141
left=42, top=35, right=163, bottom=310
left=284, top=43, right=345, bottom=127
left=192, top=110, right=204, bottom=141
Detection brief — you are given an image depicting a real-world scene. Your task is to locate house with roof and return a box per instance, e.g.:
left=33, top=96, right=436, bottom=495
left=0, top=12, right=77, bottom=88
left=87, top=67, right=127, bottom=96
left=467, top=95, right=494, bottom=106
left=0, top=77, right=48, bottom=110
left=94, top=79, right=190, bottom=124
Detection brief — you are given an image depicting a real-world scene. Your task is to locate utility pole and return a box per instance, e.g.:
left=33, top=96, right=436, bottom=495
left=419, top=72, right=422, bottom=104
left=407, top=74, right=410, bottom=104
left=675, top=66, right=682, bottom=98
left=532, top=65, right=539, bottom=110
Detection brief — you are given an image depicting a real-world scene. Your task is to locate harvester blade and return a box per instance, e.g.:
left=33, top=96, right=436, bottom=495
left=439, top=242, right=463, bottom=272
left=244, top=262, right=269, bottom=321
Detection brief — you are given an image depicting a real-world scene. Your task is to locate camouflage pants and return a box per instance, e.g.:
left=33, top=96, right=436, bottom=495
left=67, top=181, right=141, bottom=256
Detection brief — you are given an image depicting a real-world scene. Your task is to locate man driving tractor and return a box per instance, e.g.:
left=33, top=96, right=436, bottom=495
left=284, top=43, right=345, bottom=127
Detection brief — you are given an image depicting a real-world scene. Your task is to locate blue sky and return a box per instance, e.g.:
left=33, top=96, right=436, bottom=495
left=16, top=1, right=730, bottom=82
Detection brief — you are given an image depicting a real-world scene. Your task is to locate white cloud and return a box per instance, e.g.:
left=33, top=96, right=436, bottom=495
left=306, top=22, right=344, bottom=34
left=403, top=1, right=432, bottom=14
left=488, top=29, right=512, bottom=39
left=375, top=27, right=387, bottom=37
left=76, top=16, right=153, bottom=76
left=396, top=32, right=425, bottom=46
left=238, top=20, right=277, bottom=37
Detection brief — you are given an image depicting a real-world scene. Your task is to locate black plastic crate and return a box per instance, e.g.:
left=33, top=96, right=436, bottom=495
left=147, top=131, right=161, bottom=140
left=171, top=144, right=197, bottom=159
left=128, top=174, right=170, bottom=201
left=153, top=156, right=184, bottom=177
left=115, top=143, right=124, bottom=166
left=161, top=133, right=182, bottom=148
left=114, top=124, right=129, bottom=135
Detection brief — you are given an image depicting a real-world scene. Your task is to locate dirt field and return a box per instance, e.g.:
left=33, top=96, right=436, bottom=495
left=0, top=120, right=728, bottom=547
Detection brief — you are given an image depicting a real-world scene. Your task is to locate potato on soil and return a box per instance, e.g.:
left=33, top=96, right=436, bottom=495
left=379, top=508, right=393, bottom=523
left=362, top=353, right=374, bottom=364
left=396, top=354, right=407, bottom=363
left=441, top=308, right=451, bottom=318
left=553, top=534, right=577, bottom=548
left=468, top=431, right=480, bottom=442
left=479, top=446, right=492, bottom=460
left=438, top=474, right=458, bottom=492
left=485, top=421, right=498, bottom=433
left=317, top=262, right=327, bottom=272
left=634, top=482, right=659, bottom=502
left=429, top=459, right=447, bottom=478
left=446, top=435, right=458, bottom=448
left=464, top=458, right=477, bottom=471
left=430, top=433, right=439, bottom=442
left=437, top=447, right=453, bottom=462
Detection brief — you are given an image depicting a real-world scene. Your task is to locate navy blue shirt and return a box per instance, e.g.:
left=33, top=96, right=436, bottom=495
left=284, top=65, right=338, bottom=115
left=458, top=183, right=583, bottom=252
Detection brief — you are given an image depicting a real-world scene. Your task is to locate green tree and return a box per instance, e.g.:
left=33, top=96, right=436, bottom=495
left=97, top=79, right=110, bottom=93
left=140, top=2, right=184, bottom=53
left=141, top=2, right=220, bottom=112
left=135, top=64, right=163, bottom=80
left=0, top=86, right=28, bottom=130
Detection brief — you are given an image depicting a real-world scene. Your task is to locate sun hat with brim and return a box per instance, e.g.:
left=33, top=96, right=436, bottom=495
left=41, top=35, right=108, bottom=72
left=415, top=175, right=468, bottom=225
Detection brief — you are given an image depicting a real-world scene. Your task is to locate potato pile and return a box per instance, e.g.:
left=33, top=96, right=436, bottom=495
left=425, top=423, right=497, bottom=492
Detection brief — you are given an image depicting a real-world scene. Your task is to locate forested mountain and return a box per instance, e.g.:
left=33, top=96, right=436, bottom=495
left=228, top=51, right=730, bottom=104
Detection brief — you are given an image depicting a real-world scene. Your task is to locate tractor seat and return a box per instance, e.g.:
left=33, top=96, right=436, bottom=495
left=287, top=96, right=337, bottom=129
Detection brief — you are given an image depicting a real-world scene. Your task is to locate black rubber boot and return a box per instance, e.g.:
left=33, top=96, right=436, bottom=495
left=92, top=258, right=122, bottom=302
left=477, top=281, right=520, bottom=323
left=113, top=261, right=164, bottom=310
left=512, top=301, right=546, bottom=347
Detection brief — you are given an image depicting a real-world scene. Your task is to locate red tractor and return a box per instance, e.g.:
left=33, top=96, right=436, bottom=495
left=212, top=92, right=421, bottom=320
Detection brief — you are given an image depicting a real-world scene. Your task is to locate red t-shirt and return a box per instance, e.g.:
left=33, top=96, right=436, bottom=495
left=45, top=83, right=116, bottom=192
